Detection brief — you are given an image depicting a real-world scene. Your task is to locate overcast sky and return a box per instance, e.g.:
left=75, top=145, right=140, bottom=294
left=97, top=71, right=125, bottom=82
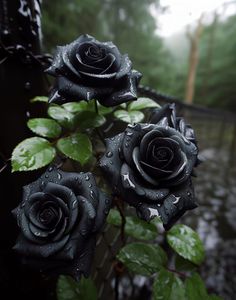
left=151, top=0, right=236, bottom=37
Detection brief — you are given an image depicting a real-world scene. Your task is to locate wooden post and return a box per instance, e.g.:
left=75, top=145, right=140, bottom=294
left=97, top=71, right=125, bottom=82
left=185, top=15, right=204, bottom=104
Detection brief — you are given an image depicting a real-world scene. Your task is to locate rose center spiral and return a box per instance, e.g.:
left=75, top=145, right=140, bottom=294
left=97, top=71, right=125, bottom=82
left=154, top=147, right=171, bottom=162
left=39, top=207, right=57, bottom=225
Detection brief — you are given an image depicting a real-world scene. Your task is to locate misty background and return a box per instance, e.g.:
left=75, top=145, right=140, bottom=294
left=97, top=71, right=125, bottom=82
left=41, top=0, right=236, bottom=112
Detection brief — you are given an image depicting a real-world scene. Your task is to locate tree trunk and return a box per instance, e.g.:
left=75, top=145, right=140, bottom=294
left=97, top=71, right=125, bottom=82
left=185, top=15, right=203, bottom=104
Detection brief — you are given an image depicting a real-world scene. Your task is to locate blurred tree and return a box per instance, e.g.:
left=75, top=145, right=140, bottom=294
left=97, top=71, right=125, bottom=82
left=195, top=11, right=236, bottom=111
left=41, top=0, right=173, bottom=91
left=185, top=15, right=204, bottom=104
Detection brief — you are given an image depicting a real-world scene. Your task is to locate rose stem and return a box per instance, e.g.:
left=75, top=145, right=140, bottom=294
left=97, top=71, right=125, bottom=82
left=167, top=267, right=189, bottom=278
left=94, top=99, right=99, bottom=114
left=93, top=99, right=106, bottom=146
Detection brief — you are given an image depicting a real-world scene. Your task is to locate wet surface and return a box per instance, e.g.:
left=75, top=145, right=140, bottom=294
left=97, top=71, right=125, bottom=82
left=181, top=115, right=236, bottom=299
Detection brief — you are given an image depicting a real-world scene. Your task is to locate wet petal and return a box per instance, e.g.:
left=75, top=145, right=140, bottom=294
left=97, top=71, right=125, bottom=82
left=99, top=133, right=124, bottom=189
left=120, top=163, right=169, bottom=202
left=115, top=54, right=132, bottom=79
left=13, top=233, right=70, bottom=258
left=150, top=103, right=176, bottom=128
left=122, top=124, right=144, bottom=169
left=132, top=147, right=159, bottom=185
left=140, top=160, right=172, bottom=178
left=48, top=76, right=113, bottom=103
left=100, top=70, right=142, bottom=107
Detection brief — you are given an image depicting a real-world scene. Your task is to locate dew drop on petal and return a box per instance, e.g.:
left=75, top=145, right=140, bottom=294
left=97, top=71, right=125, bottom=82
left=106, top=151, right=113, bottom=158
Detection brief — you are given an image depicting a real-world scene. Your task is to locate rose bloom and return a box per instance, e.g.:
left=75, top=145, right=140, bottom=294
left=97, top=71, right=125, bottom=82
left=47, top=34, right=142, bottom=107
left=100, top=104, right=199, bottom=229
left=12, top=166, right=110, bottom=280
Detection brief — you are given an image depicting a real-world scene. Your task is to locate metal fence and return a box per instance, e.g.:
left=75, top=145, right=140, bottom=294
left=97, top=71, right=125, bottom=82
left=91, top=86, right=236, bottom=300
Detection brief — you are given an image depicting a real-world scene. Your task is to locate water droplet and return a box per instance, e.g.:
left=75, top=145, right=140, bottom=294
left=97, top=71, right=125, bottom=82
left=126, top=131, right=133, bottom=136
left=34, top=231, right=41, bottom=237
left=48, top=166, right=53, bottom=172
left=89, top=183, right=92, bottom=188
left=105, top=199, right=110, bottom=204
left=45, top=174, right=49, bottom=178
left=72, top=200, right=77, bottom=208
left=110, top=161, right=113, bottom=165
left=125, top=143, right=129, bottom=148
left=41, top=181, right=45, bottom=187
left=57, top=172, right=62, bottom=180
left=106, top=151, right=113, bottom=158
left=20, top=202, right=25, bottom=208
left=126, top=137, right=130, bottom=142
left=90, top=191, right=95, bottom=199
left=25, top=82, right=31, bottom=90
left=85, top=175, right=90, bottom=181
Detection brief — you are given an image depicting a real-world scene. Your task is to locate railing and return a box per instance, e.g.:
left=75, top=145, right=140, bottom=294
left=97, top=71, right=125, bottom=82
left=92, top=86, right=236, bottom=300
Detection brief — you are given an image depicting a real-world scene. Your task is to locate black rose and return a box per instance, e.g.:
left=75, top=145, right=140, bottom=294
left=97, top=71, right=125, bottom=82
left=46, top=34, right=142, bottom=107
left=99, top=104, right=199, bottom=229
left=12, top=166, right=111, bottom=280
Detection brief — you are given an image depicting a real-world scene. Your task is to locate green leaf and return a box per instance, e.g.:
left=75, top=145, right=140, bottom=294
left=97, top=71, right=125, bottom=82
left=208, top=295, right=223, bottom=300
left=57, top=275, right=97, bottom=300
left=117, top=242, right=167, bottom=276
left=153, top=269, right=186, bottom=300
left=107, top=208, right=121, bottom=226
left=107, top=209, right=157, bottom=240
left=62, top=101, right=93, bottom=113
left=114, top=110, right=144, bottom=123
left=75, top=111, right=106, bottom=129
left=128, top=97, right=161, bottom=111
left=175, top=255, right=197, bottom=272
left=27, top=118, right=62, bottom=138
left=185, top=273, right=208, bottom=300
left=30, top=96, right=48, bottom=103
left=57, top=133, right=92, bottom=165
left=97, top=104, right=113, bottom=115
left=48, top=104, right=75, bottom=129
left=167, top=224, right=205, bottom=265
left=125, top=216, right=157, bottom=241
left=11, top=137, right=56, bottom=172
left=63, top=101, right=112, bottom=115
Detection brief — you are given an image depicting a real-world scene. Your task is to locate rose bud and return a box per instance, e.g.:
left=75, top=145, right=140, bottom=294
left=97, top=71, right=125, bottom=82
left=46, top=34, right=142, bottom=107
left=12, top=166, right=111, bottom=281
left=99, top=103, right=199, bottom=230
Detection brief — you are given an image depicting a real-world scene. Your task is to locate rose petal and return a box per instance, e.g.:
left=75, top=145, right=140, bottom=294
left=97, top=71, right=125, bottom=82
left=136, top=179, right=197, bottom=229
left=140, top=160, right=173, bottom=178
left=48, top=75, right=113, bottom=103
left=100, top=70, right=142, bottom=107
left=43, top=182, right=79, bottom=233
left=93, top=191, right=111, bottom=232
left=13, top=233, right=70, bottom=258
left=60, top=172, right=99, bottom=209
left=115, top=54, right=132, bottom=79
left=122, top=124, right=144, bottom=169
left=150, top=103, right=176, bottom=128
left=99, top=133, right=124, bottom=190
left=120, top=163, right=169, bottom=202
left=18, top=212, right=44, bottom=244
left=139, top=129, right=164, bottom=159
left=132, top=147, right=159, bottom=185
